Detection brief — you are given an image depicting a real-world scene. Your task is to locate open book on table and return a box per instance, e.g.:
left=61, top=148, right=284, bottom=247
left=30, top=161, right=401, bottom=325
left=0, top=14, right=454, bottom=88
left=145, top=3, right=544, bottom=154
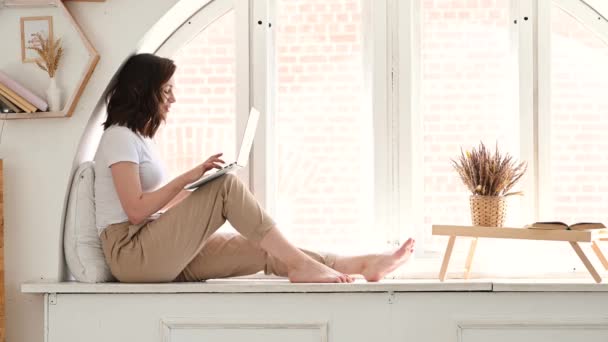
left=526, top=221, right=606, bottom=230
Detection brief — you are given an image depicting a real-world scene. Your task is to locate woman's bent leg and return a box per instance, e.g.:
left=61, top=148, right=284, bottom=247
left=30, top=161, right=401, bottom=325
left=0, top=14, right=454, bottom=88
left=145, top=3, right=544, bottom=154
left=100, top=174, right=275, bottom=282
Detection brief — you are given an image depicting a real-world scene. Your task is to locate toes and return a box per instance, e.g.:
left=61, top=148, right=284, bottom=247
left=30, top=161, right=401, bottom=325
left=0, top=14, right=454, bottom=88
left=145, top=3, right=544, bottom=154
left=337, top=274, right=353, bottom=283
left=399, top=238, right=415, bottom=254
left=394, top=239, right=412, bottom=257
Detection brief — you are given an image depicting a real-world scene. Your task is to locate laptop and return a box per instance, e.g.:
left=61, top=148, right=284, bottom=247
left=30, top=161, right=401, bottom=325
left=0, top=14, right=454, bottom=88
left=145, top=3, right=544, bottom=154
left=184, top=107, right=260, bottom=190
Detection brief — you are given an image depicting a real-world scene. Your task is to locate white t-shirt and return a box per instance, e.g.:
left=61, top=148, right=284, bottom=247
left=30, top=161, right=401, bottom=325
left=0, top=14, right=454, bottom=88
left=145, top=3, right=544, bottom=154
left=94, top=125, right=167, bottom=233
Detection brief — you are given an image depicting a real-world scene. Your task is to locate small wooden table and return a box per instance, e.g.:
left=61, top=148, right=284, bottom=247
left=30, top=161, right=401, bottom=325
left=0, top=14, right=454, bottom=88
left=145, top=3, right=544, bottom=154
left=432, top=225, right=608, bottom=283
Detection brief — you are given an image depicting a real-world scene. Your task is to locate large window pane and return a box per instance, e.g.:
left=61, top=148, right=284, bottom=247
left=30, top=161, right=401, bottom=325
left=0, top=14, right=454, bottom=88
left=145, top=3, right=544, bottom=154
left=275, top=0, right=375, bottom=254
left=155, top=11, right=237, bottom=181
left=549, top=5, right=608, bottom=223
left=422, top=0, right=519, bottom=231
left=420, top=0, right=524, bottom=274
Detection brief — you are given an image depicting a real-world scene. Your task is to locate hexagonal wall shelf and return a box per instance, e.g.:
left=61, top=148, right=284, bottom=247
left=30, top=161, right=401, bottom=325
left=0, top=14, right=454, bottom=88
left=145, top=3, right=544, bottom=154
left=2, top=0, right=99, bottom=119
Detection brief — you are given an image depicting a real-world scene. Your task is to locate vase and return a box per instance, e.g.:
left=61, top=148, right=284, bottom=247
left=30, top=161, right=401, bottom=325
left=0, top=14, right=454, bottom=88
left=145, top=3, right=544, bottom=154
left=46, top=77, right=61, bottom=112
left=469, top=195, right=507, bottom=227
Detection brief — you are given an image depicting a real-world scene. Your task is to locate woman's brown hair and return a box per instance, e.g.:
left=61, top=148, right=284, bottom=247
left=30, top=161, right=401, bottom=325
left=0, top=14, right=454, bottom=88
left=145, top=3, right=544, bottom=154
left=103, top=53, right=176, bottom=138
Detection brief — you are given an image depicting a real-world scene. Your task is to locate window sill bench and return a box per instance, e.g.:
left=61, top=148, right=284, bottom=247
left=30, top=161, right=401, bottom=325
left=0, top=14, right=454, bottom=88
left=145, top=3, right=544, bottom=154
left=21, top=278, right=608, bottom=294
left=21, top=278, right=608, bottom=342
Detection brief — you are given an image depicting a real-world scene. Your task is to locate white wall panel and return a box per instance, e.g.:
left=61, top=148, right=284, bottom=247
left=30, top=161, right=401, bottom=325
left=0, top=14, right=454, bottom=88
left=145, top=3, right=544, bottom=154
left=47, top=293, right=390, bottom=342
left=162, top=319, right=326, bottom=342
left=459, top=321, right=608, bottom=342
left=37, top=291, right=608, bottom=342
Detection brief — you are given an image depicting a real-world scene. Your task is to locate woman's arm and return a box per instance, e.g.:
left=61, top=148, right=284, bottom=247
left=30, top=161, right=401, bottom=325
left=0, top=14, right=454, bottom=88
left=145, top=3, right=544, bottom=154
left=111, top=153, right=224, bottom=225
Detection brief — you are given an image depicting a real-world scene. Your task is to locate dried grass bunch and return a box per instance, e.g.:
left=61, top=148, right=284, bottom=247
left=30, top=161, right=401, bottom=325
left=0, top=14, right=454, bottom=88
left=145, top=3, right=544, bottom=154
left=452, top=142, right=527, bottom=197
left=27, top=32, right=64, bottom=78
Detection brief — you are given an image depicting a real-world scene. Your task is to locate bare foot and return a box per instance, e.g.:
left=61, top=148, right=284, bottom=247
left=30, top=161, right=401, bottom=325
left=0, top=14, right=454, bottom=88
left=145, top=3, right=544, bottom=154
left=288, top=258, right=354, bottom=283
left=361, top=238, right=415, bottom=282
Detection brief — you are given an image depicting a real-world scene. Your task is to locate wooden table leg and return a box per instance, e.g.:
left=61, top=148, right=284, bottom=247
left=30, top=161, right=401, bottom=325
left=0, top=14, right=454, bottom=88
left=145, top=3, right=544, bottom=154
left=464, top=238, right=478, bottom=279
left=570, top=242, right=602, bottom=284
left=439, top=236, right=456, bottom=282
left=591, top=241, right=608, bottom=270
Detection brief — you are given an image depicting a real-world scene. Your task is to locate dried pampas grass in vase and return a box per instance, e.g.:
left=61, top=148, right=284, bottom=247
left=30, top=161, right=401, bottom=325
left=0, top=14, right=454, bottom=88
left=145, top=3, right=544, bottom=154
left=451, top=142, right=527, bottom=227
left=28, top=32, right=64, bottom=112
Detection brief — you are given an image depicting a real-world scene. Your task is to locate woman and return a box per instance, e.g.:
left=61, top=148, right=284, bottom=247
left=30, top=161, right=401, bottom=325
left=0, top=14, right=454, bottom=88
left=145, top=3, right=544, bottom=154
left=95, top=53, right=414, bottom=283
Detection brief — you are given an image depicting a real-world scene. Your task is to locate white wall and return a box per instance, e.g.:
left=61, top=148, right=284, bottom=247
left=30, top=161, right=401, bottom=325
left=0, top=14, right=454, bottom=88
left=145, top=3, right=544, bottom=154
left=0, top=1, right=179, bottom=341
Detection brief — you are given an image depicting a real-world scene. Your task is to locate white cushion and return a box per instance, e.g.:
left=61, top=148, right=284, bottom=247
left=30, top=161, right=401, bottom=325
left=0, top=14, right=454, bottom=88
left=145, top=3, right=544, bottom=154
left=63, top=161, right=114, bottom=283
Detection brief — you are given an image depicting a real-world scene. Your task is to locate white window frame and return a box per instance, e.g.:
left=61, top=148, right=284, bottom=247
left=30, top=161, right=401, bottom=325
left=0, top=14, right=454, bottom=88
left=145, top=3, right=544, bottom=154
left=394, top=0, right=423, bottom=247
left=519, top=0, right=538, bottom=225
left=250, top=0, right=275, bottom=213
left=537, top=0, right=552, bottom=221
left=370, top=0, right=393, bottom=245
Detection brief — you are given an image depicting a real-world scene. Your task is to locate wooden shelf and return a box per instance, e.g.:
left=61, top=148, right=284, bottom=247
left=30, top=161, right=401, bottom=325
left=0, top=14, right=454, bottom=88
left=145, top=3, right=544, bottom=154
left=0, top=111, right=64, bottom=119
left=0, top=0, right=99, bottom=120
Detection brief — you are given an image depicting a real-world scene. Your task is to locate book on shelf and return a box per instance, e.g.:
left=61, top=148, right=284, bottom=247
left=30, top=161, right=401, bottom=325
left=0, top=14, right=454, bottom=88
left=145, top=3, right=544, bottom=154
left=0, top=93, right=23, bottom=113
left=526, top=221, right=606, bottom=230
left=0, top=71, right=48, bottom=111
left=0, top=83, right=36, bottom=113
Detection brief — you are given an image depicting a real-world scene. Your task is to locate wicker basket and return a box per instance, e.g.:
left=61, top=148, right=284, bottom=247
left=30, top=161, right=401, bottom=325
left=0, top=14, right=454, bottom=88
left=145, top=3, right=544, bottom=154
left=469, top=195, right=507, bottom=227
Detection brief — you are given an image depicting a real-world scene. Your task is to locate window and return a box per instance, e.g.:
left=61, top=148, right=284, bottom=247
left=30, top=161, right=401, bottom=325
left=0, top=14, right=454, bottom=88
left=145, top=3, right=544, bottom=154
left=155, top=10, right=237, bottom=181
left=153, top=0, right=608, bottom=278
left=549, top=4, right=608, bottom=223
left=273, top=0, right=376, bottom=255
left=415, top=0, right=526, bottom=275
left=411, top=0, right=608, bottom=276
left=421, top=0, right=520, bottom=232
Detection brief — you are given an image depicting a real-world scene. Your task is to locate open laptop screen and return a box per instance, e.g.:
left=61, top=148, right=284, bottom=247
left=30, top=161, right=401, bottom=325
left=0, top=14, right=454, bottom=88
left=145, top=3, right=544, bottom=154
left=236, top=107, right=260, bottom=167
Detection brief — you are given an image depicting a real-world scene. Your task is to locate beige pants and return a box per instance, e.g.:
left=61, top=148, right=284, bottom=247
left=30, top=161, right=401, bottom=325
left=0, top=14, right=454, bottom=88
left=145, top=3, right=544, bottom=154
left=100, top=174, right=336, bottom=282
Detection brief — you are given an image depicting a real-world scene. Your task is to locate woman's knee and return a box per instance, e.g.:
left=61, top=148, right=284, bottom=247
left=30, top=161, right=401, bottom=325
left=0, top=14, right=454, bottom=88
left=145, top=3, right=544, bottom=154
left=220, top=173, right=243, bottom=191
left=191, top=173, right=239, bottom=198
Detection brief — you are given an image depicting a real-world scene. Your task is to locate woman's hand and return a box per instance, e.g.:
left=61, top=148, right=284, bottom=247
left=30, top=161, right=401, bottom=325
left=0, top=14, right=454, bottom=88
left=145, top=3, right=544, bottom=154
left=201, top=152, right=225, bottom=173
left=181, top=153, right=225, bottom=184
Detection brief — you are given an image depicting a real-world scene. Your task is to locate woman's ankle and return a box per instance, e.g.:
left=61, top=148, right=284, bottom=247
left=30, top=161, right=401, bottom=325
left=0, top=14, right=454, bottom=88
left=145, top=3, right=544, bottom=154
left=259, top=227, right=310, bottom=268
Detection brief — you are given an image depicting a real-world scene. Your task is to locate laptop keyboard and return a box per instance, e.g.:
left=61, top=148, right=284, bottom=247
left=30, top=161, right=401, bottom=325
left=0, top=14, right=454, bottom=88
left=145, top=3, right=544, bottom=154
left=220, top=162, right=235, bottom=170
